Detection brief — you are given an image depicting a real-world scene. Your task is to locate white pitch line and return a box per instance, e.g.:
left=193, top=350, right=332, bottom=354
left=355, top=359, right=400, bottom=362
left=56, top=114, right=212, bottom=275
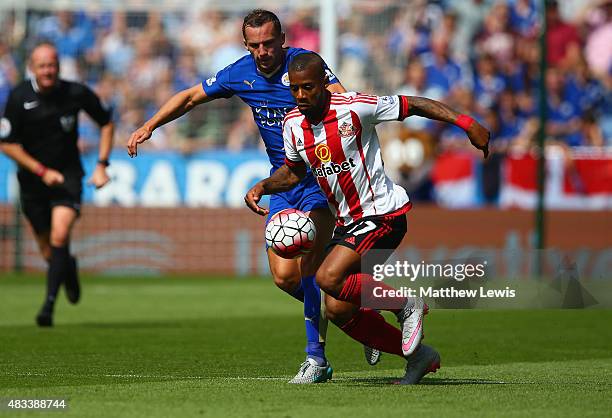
left=4, top=372, right=287, bottom=381
left=3, top=372, right=515, bottom=384
left=102, top=374, right=287, bottom=381
left=5, top=371, right=389, bottom=382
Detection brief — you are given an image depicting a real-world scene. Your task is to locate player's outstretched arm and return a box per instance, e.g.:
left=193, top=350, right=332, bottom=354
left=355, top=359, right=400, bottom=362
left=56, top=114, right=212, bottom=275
left=127, top=84, right=212, bottom=157
left=406, top=96, right=490, bottom=158
left=245, top=163, right=306, bottom=216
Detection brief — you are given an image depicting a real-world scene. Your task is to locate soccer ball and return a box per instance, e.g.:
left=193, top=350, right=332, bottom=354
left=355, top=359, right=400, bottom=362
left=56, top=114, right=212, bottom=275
left=265, top=209, right=317, bottom=259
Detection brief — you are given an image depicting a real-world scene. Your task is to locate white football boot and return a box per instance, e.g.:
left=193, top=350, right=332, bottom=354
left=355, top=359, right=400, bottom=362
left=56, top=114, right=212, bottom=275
left=396, top=298, right=428, bottom=356
left=364, top=345, right=382, bottom=366
left=288, top=358, right=333, bottom=384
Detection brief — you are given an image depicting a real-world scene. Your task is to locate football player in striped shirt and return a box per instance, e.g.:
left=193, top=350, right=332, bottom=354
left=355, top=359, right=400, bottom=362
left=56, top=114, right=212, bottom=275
left=245, top=53, right=490, bottom=384
left=127, top=10, right=379, bottom=384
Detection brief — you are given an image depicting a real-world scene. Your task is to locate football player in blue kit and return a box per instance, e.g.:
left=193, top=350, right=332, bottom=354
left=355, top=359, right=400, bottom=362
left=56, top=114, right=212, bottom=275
left=127, top=9, right=378, bottom=383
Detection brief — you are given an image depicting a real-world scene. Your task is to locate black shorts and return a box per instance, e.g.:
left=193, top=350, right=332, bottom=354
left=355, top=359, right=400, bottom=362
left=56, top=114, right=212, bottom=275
left=327, top=203, right=410, bottom=265
left=18, top=173, right=82, bottom=235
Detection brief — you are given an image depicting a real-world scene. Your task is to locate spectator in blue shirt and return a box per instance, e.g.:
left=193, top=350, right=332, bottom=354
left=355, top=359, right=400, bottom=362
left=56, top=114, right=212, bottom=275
left=420, top=33, right=467, bottom=94
left=545, top=68, right=583, bottom=146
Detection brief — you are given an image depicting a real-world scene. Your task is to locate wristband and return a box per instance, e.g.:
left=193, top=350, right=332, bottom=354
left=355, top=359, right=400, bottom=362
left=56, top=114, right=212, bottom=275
left=97, top=159, right=110, bottom=167
left=34, top=164, right=47, bottom=177
left=455, top=114, right=475, bottom=131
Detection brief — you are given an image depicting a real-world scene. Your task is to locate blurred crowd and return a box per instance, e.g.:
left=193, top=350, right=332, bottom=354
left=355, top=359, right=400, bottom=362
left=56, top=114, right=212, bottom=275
left=0, top=0, right=610, bottom=201
left=354, top=0, right=610, bottom=202
left=336, top=0, right=611, bottom=201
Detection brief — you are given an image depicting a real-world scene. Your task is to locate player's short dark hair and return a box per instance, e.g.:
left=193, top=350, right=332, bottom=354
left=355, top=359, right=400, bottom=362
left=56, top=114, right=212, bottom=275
left=288, top=53, right=326, bottom=78
left=242, top=9, right=282, bottom=38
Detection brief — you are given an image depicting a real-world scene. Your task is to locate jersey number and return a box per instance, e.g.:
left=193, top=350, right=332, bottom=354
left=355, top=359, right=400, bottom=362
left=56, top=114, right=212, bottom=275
left=347, top=220, right=377, bottom=236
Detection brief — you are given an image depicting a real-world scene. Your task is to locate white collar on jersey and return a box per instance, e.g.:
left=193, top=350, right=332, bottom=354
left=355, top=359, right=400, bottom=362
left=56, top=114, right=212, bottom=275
left=30, top=77, right=40, bottom=92
left=30, top=77, right=59, bottom=94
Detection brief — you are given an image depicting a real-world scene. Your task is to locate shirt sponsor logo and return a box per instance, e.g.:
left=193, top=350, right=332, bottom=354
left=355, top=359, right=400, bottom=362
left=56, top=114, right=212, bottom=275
left=281, top=72, right=290, bottom=86
left=313, top=158, right=357, bottom=177
left=314, top=143, right=332, bottom=163
left=255, top=106, right=292, bottom=127
left=0, top=117, right=11, bottom=138
left=338, top=122, right=356, bottom=138
left=23, top=101, right=39, bottom=110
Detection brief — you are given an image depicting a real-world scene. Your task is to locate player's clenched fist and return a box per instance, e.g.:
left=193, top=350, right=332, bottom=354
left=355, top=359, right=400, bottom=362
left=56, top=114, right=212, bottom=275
left=127, top=125, right=153, bottom=157
left=41, top=168, right=64, bottom=187
left=466, top=121, right=490, bottom=159
left=87, top=165, right=110, bottom=189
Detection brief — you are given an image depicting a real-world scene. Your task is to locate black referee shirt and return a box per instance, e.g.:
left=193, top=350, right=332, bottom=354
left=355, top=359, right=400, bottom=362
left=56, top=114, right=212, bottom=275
left=0, top=79, right=111, bottom=181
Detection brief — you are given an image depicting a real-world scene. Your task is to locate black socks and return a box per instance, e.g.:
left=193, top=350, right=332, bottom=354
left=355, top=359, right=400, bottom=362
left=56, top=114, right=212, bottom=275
left=43, top=245, right=70, bottom=311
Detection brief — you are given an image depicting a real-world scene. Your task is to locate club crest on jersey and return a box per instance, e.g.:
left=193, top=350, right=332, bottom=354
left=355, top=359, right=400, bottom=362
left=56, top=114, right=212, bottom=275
left=281, top=72, right=290, bottom=86
left=338, top=122, right=355, bottom=138
left=315, top=143, right=332, bottom=163
left=60, top=115, right=75, bottom=132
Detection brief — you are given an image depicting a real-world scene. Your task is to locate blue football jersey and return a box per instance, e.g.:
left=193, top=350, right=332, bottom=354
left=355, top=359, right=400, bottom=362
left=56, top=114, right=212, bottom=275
left=202, top=47, right=339, bottom=171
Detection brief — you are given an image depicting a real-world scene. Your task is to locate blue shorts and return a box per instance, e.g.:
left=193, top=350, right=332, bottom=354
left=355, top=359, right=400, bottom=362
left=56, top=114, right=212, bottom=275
left=266, top=174, right=328, bottom=224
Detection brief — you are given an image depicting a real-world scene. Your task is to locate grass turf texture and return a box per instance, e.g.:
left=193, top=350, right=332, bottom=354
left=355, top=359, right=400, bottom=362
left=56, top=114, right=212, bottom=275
left=0, top=275, right=610, bottom=418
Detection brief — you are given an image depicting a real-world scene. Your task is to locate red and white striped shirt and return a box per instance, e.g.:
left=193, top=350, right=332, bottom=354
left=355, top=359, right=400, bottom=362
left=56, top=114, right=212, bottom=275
left=283, top=92, right=412, bottom=226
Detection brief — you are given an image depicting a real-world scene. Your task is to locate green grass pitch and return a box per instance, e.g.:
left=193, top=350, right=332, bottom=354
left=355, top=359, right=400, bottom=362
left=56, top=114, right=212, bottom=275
left=0, top=275, right=611, bottom=417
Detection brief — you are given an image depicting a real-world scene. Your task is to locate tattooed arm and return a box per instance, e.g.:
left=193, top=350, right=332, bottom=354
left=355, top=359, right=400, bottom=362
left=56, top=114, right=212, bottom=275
left=244, top=163, right=307, bottom=216
left=402, top=96, right=490, bottom=158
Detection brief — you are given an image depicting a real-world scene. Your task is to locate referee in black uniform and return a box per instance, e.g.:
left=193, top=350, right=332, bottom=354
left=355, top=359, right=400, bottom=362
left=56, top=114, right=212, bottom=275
left=0, top=42, right=114, bottom=326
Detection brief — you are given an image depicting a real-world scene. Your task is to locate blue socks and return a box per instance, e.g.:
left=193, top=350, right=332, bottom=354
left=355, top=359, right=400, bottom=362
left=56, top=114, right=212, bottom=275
left=301, top=275, right=326, bottom=365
